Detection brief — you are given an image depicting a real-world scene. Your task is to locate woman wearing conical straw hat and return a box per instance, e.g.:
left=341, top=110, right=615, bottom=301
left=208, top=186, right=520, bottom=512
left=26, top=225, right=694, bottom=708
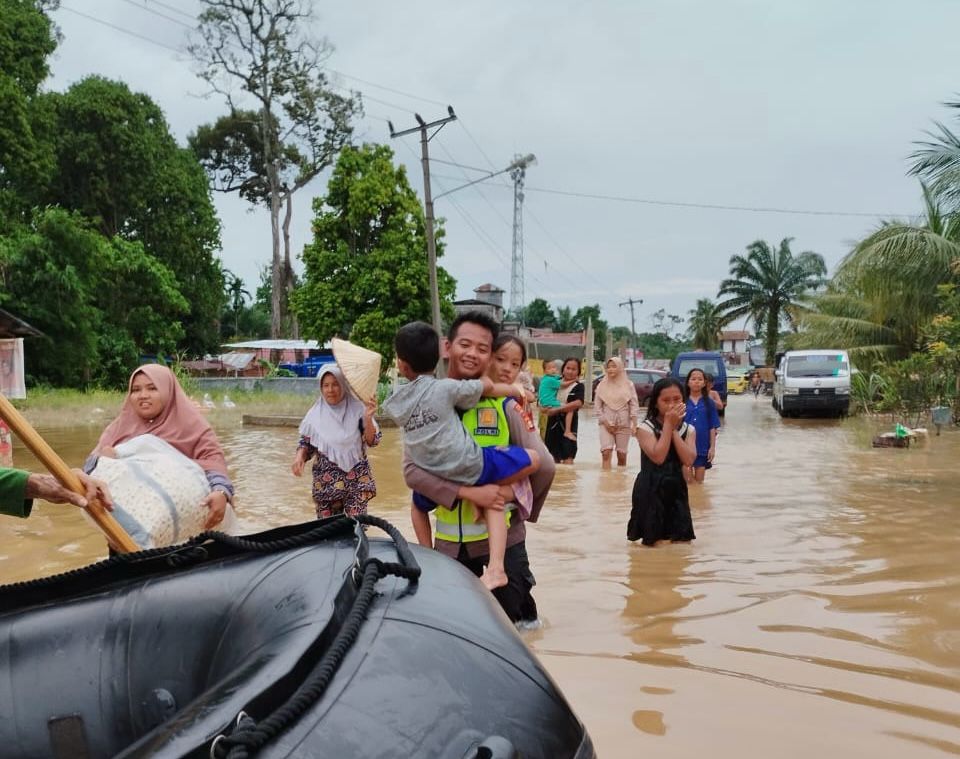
left=292, top=359, right=381, bottom=518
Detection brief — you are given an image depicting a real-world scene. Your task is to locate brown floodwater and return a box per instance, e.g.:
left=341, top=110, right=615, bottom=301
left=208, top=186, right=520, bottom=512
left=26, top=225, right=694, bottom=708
left=2, top=394, right=958, bottom=757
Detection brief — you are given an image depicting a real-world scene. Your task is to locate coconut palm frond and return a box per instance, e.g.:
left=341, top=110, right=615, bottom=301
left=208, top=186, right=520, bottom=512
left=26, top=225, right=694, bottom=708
left=798, top=311, right=897, bottom=346
left=910, top=120, right=960, bottom=206
left=716, top=238, right=825, bottom=364
left=836, top=224, right=960, bottom=297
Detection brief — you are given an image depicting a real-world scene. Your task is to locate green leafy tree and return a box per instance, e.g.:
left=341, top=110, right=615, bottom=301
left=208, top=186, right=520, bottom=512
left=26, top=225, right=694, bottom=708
left=573, top=304, right=608, bottom=359
left=639, top=333, right=691, bottom=361
left=0, top=0, right=58, bottom=220
left=294, top=143, right=456, bottom=366
left=650, top=308, right=685, bottom=340
left=522, top=297, right=555, bottom=328
left=687, top=298, right=725, bottom=350
left=554, top=306, right=577, bottom=333
left=30, top=76, right=225, bottom=353
left=796, top=186, right=960, bottom=368
left=716, top=238, right=826, bottom=365
left=190, top=0, right=361, bottom=337
left=222, top=270, right=251, bottom=339
left=0, top=209, right=187, bottom=386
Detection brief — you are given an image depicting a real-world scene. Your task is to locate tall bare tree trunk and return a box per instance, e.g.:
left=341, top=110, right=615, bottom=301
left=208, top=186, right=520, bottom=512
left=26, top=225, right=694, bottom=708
left=262, top=99, right=283, bottom=339
left=282, top=192, right=298, bottom=338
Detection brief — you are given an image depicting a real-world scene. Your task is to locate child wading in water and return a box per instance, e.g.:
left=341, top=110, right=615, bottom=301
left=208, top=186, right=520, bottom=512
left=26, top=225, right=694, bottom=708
left=704, top=372, right=724, bottom=413
left=628, top=377, right=697, bottom=545
left=383, top=322, right=540, bottom=590
left=684, top=368, right=721, bottom=483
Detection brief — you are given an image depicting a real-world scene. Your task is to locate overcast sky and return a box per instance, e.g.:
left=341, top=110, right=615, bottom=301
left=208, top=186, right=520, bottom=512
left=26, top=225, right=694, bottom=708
left=48, top=1, right=960, bottom=333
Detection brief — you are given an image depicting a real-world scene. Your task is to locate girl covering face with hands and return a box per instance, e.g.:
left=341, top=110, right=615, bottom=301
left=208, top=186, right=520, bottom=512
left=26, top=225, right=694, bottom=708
left=628, top=377, right=697, bottom=546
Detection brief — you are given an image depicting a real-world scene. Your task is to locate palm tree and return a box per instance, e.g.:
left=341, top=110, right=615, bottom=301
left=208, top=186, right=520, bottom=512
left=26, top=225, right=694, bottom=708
left=224, top=270, right=251, bottom=338
left=795, top=185, right=960, bottom=367
left=716, top=238, right=826, bottom=365
left=910, top=99, right=960, bottom=210
left=554, top=306, right=578, bottom=333
left=687, top=298, right=725, bottom=350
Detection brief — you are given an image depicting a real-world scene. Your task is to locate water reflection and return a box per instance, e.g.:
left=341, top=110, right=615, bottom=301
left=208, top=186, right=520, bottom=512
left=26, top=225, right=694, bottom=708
left=1, top=396, right=958, bottom=757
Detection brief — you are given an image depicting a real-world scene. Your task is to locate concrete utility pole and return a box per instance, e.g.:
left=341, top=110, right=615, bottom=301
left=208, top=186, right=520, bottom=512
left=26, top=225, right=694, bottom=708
left=584, top=318, right=595, bottom=404
left=619, top=297, right=643, bottom=367
left=389, top=107, right=457, bottom=336
left=509, top=154, right=537, bottom=321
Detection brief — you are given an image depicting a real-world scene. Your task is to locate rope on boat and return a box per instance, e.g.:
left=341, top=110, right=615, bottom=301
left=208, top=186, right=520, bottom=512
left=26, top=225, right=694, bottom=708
left=0, top=516, right=359, bottom=596
left=209, top=514, right=420, bottom=759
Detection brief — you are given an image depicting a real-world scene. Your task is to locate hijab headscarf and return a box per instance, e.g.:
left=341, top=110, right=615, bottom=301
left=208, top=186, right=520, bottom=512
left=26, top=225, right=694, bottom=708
left=556, top=359, right=581, bottom=405
left=298, top=366, right=369, bottom=472
left=595, top=357, right=637, bottom=410
left=95, top=364, right=229, bottom=475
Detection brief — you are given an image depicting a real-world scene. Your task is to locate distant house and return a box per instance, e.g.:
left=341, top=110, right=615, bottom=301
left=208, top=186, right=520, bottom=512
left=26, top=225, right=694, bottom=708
left=453, top=283, right=505, bottom=324
left=221, top=339, right=330, bottom=365
left=0, top=308, right=41, bottom=400
left=524, top=329, right=585, bottom=364
left=180, top=351, right=266, bottom=378
left=719, top=330, right=752, bottom=366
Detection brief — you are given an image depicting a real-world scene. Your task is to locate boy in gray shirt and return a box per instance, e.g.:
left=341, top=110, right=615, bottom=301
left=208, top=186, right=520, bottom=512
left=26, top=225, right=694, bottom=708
left=382, top=321, right=540, bottom=590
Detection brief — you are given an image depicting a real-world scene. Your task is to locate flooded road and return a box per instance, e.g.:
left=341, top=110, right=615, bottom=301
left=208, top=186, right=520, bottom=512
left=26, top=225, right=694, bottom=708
left=1, top=394, right=958, bottom=757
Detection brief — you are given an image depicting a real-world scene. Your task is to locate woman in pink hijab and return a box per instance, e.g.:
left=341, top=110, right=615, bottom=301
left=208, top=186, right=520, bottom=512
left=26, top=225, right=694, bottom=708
left=88, top=364, right=233, bottom=529
left=595, top=357, right=639, bottom=469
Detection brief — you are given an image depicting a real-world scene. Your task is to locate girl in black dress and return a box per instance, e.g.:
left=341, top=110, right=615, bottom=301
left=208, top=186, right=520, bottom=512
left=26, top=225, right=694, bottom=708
left=628, top=377, right=698, bottom=546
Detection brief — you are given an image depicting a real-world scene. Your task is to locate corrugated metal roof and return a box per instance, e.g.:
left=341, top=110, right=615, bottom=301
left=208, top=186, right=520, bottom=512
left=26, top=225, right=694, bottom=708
left=0, top=308, right=43, bottom=338
left=222, top=339, right=329, bottom=350
left=220, top=352, right=256, bottom=369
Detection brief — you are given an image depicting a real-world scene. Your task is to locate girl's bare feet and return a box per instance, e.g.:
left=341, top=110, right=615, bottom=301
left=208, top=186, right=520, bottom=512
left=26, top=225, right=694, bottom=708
left=563, top=431, right=577, bottom=442
left=481, top=565, right=509, bottom=590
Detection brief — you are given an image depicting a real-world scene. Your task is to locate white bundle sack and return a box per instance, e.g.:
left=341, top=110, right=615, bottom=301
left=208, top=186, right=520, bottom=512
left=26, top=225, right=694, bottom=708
left=91, top=433, right=237, bottom=549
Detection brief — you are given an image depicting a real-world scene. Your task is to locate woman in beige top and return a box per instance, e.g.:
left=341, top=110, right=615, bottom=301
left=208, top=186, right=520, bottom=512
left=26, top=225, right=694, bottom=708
left=595, top=357, right=639, bottom=468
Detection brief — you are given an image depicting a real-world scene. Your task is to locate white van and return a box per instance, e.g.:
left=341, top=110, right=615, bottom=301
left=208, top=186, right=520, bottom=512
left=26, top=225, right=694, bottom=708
left=773, top=350, right=851, bottom=418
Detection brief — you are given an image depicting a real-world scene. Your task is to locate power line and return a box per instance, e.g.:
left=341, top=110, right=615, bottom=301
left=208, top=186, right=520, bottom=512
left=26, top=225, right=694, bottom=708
left=145, top=0, right=196, bottom=21
left=327, top=69, right=448, bottom=108
left=57, top=9, right=903, bottom=220
left=327, top=79, right=417, bottom=115
left=523, top=203, right=614, bottom=295
left=458, top=119, right=510, bottom=185
left=59, top=5, right=185, bottom=53
left=396, top=140, right=550, bottom=301
left=120, top=0, right=194, bottom=29
left=431, top=138, right=586, bottom=297
left=524, top=185, right=902, bottom=218
left=430, top=157, right=492, bottom=173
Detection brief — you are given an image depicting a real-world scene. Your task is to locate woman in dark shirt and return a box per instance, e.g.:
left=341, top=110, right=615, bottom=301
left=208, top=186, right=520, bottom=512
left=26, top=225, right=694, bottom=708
left=543, top=357, right=585, bottom=464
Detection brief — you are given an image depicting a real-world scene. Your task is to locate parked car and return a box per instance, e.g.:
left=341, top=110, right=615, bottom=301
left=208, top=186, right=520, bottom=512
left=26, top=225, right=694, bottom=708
left=592, top=367, right=667, bottom=406
left=727, top=372, right=749, bottom=395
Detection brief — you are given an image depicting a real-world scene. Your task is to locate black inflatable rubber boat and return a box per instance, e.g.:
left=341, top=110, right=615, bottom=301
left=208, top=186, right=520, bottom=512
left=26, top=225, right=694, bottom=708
left=0, top=515, right=593, bottom=758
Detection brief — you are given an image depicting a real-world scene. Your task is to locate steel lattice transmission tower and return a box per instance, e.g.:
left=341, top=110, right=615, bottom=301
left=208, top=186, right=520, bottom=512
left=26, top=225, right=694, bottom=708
left=509, top=153, right=536, bottom=321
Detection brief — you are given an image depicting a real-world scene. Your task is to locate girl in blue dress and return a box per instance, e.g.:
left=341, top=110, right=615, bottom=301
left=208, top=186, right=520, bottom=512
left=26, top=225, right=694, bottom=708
left=684, top=368, right=721, bottom=483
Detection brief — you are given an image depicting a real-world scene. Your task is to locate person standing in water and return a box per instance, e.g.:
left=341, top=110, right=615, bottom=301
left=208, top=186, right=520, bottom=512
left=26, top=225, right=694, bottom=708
left=683, top=368, right=720, bottom=483
left=595, top=357, right=639, bottom=469
left=384, top=322, right=540, bottom=591
left=628, top=377, right=697, bottom=545
left=292, top=366, right=380, bottom=518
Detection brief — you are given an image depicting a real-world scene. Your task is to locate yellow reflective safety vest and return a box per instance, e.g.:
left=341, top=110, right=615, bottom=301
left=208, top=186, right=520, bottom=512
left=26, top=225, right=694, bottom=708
left=434, top=398, right=513, bottom=544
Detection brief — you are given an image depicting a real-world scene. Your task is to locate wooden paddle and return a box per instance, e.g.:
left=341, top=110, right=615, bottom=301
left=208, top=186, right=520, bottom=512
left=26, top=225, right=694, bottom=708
left=0, top=393, right=138, bottom=553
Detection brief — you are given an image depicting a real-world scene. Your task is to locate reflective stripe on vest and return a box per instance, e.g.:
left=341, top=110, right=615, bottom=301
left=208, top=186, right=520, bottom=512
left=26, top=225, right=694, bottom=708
left=434, top=397, right=513, bottom=544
